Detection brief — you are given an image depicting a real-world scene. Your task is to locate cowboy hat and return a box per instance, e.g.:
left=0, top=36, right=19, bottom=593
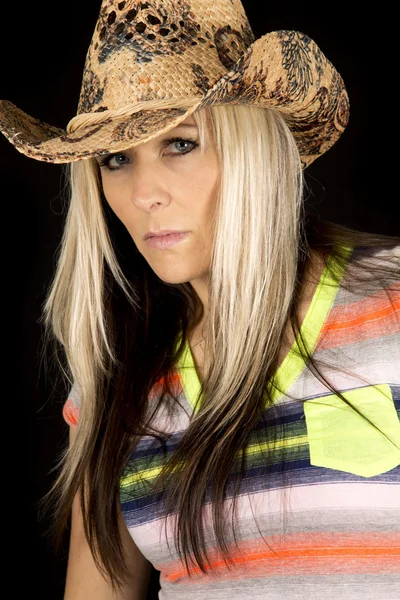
left=0, top=0, right=349, bottom=167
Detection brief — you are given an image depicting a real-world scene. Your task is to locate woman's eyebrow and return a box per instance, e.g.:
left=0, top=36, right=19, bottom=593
left=95, top=123, right=199, bottom=161
left=159, top=123, right=199, bottom=138
left=172, top=123, right=198, bottom=130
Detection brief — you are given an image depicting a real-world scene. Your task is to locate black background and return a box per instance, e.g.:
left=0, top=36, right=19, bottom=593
left=0, top=3, right=397, bottom=598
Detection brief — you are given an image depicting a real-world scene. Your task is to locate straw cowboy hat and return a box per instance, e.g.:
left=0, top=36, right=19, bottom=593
left=0, top=0, right=349, bottom=167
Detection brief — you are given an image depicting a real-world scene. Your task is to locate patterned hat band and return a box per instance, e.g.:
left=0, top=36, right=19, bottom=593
left=66, top=96, right=200, bottom=134
left=0, top=0, right=349, bottom=166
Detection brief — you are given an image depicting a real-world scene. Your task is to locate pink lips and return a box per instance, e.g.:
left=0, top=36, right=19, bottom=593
left=145, top=232, right=189, bottom=249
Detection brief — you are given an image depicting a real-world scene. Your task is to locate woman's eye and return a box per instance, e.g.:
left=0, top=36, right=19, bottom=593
left=167, top=138, right=198, bottom=156
left=165, top=138, right=199, bottom=158
left=96, top=153, right=129, bottom=171
left=98, top=137, right=198, bottom=171
left=102, top=153, right=129, bottom=170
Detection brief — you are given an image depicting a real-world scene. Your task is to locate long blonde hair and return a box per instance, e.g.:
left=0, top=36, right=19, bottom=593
left=40, top=98, right=400, bottom=589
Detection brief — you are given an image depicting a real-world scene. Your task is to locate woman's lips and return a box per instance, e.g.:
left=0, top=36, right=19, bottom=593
left=145, top=232, right=189, bottom=249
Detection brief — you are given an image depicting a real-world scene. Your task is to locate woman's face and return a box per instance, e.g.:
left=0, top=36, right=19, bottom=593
left=97, top=112, right=220, bottom=288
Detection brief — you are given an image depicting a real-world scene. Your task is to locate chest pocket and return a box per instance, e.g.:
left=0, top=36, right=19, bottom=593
left=304, top=383, right=400, bottom=477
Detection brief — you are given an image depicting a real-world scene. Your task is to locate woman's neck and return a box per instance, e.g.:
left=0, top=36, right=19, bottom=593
left=188, top=249, right=326, bottom=384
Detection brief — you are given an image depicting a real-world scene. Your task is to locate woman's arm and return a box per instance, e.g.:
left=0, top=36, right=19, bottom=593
left=64, top=427, right=152, bottom=600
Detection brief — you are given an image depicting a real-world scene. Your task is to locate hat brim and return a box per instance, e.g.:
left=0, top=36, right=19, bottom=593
left=0, top=100, right=204, bottom=164
left=0, top=31, right=349, bottom=167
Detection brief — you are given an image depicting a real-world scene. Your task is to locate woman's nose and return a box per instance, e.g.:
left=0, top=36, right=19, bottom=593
left=129, top=161, right=171, bottom=211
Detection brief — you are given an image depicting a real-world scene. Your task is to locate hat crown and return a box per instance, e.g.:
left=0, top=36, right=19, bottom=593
left=78, top=0, right=255, bottom=114
left=0, top=0, right=349, bottom=166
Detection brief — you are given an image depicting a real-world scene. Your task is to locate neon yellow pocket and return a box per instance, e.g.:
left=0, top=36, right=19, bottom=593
left=304, top=384, right=400, bottom=477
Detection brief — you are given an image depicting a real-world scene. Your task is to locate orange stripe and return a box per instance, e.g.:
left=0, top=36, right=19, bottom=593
left=318, top=291, right=400, bottom=348
left=164, top=545, right=400, bottom=582
left=324, top=297, right=400, bottom=332
left=62, top=398, right=79, bottom=427
left=155, top=371, right=182, bottom=385
left=149, top=370, right=183, bottom=399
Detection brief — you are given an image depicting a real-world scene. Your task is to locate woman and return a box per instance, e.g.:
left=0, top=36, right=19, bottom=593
left=1, top=1, right=399, bottom=599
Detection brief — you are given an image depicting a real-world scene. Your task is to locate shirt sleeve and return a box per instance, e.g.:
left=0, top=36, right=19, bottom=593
left=62, top=384, right=81, bottom=427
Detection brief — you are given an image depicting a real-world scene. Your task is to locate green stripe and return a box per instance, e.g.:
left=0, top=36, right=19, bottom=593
left=268, top=244, right=353, bottom=404
left=120, top=442, right=313, bottom=500
left=177, top=244, right=353, bottom=413
left=176, top=340, right=202, bottom=412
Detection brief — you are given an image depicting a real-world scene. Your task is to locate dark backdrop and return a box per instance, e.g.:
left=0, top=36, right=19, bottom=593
left=1, top=3, right=397, bottom=599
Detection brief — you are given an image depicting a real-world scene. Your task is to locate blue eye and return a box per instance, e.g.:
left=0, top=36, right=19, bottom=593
left=97, top=137, right=199, bottom=172
left=167, top=138, right=198, bottom=155
left=101, top=153, right=129, bottom=170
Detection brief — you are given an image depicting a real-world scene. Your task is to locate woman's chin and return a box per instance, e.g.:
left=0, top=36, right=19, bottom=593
left=151, top=266, right=193, bottom=285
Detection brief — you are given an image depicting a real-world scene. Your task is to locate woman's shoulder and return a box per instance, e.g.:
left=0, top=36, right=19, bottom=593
left=351, top=242, right=400, bottom=263
left=330, top=243, right=400, bottom=338
left=353, top=243, right=399, bottom=287
left=313, top=243, right=399, bottom=380
left=337, top=242, right=400, bottom=291
left=315, top=241, right=400, bottom=341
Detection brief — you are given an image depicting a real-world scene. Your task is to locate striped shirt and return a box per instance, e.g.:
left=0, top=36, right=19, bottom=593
left=63, top=244, right=400, bottom=599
